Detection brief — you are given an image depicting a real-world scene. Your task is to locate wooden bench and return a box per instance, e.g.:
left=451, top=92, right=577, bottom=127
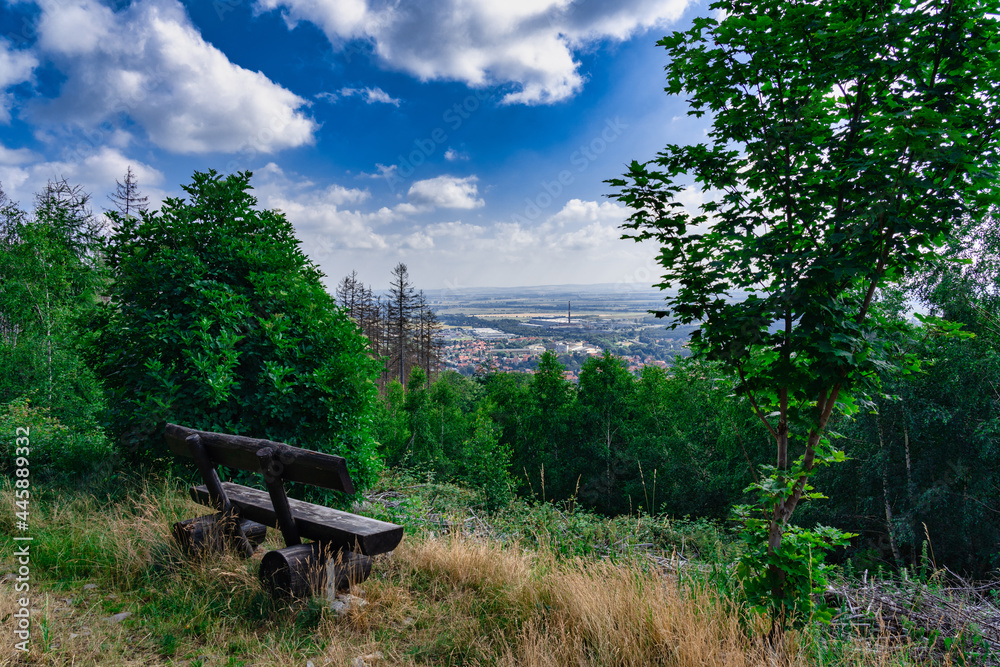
left=165, top=423, right=403, bottom=599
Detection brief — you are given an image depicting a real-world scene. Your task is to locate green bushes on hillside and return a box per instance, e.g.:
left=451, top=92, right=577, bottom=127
left=89, top=170, right=382, bottom=491
left=373, top=353, right=772, bottom=519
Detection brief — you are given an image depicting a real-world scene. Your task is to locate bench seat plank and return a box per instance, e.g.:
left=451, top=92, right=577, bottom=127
left=190, top=483, right=403, bottom=556
left=166, top=423, right=355, bottom=494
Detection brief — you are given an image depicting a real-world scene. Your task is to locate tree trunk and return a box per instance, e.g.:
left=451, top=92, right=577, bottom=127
left=172, top=514, right=267, bottom=557
left=765, top=385, right=841, bottom=613
left=903, top=419, right=917, bottom=567
left=876, top=410, right=903, bottom=564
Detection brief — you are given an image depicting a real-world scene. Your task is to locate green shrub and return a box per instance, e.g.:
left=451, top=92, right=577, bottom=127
left=89, top=170, right=382, bottom=493
left=461, top=405, right=513, bottom=511
left=0, top=397, right=113, bottom=483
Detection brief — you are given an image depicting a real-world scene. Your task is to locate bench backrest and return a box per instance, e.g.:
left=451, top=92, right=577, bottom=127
left=164, top=423, right=355, bottom=495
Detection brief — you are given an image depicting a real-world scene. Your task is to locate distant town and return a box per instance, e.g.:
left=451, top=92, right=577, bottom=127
left=424, top=284, right=698, bottom=379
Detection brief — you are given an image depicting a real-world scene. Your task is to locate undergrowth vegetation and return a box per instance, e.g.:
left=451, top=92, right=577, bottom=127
left=2, top=472, right=991, bottom=666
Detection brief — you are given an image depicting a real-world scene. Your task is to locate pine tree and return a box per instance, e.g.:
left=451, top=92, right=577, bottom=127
left=336, top=270, right=362, bottom=320
left=388, top=262, right=415, bottom=385
left=0, top=179, right=106, bottom=425
left=107, top=166, right=149, bottom=219
left=339, top=267, right=441, bottom=391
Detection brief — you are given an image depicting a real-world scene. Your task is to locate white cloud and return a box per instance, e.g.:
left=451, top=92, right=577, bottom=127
left=256, top=163, right=374, bottom=209
left=253, top=164, right=389, bottom=251
left=272, top=197, right=390, bottom=250
left=262, top=0, right=371, bottom=37
left=0, top=40, right=38, bottom=123
left=560, top=220, right=622, bottom=250
left=35, top=1, right=114, bottom=56
left=369, top=163, right=397, bottom=180
left=450, top=198, right=649, bottom=281
left=37, top=148, right=164, bottom=190
left=548, top=198, right=628, bottom=228
left=401, top=230, right=434, bottom=250
left=31, top=0, right=316, bottom=154
left=339, top=86, right=401, bottom=106
left=444, top=148, right=468, bottom=161
left=0, top=165, right=29, bottom=200
left=256, top=0, right=692, bottom=105
left=0, top=144, right=39, bottom=166
left=391, top=202, right=421, bottom=216
left=426, top=221, right=483, bottom=238
left=193, top=166, right=661, bottom=287
left=316, top=86, right=401, bottom=106
left=491, top=221, right=539, bottom=253
left=0, top=145, right=164, bottom=210
left=407, top=175, right=484, bottom=210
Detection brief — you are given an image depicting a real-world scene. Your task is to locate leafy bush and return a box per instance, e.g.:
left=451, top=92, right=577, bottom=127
left=734, top=501, right=853, bottom=628
left=0, top=397, right=113, bottom=483
left=89, top=170, right=382, bottom=492
left=461, top=404, right=512, bottom=510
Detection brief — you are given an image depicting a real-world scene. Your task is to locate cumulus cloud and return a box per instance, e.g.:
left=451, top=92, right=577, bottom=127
left=0, top=144, right=39, bottom=166
left=184, top=163, right=654, bottom=288
left=383, top=197, right=659, bottom=286
left=256, top=0, right=692, bottom=105
left=0, top=145, right=164, bottom=209
left=270, top=197, right=390, bottom=250
left=401, top=230, right=434, bottom=250
left=426, top=220, right=483, bottom=238
left=548, top=198, right=629, bottom=228
left=444, top=148, right=468, bottom=161
left=34, top=147, right=164, bottom=191
left=253, top=169, right=487, bottom=257
left=30, top=0, right=316, bottom=154
left=407, top=175, right=484, bottom=210
left=253, top=163, right=389, bottom=251
left=465, top=199, right=636, bottom=262
left=0, top=40, right=38, bottom=123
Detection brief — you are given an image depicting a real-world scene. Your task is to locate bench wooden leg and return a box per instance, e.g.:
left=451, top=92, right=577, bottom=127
left=259, top=542, right=372, bottom=599
left=173, top=514, right=268, bottom=558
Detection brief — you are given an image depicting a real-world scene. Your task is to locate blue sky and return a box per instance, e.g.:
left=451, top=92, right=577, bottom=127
left=0, top=0, right=711, bottom=290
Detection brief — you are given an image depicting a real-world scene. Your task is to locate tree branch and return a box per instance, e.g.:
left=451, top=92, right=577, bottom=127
left=737, top=362, right=779, bottom=441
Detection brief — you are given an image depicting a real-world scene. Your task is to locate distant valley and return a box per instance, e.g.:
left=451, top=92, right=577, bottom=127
left=422, top=283, right=697, bottom=378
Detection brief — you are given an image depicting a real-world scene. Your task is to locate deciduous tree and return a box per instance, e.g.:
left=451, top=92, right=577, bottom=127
left=609, top=0, right=1000, bottom=623
left=0, top=180, right=106, bottom=428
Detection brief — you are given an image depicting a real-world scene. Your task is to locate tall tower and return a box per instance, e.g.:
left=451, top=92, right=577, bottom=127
left=568, top=300, right=571, bottom=325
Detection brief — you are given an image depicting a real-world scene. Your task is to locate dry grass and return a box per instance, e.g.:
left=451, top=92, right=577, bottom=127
left=0, top=478, right=933, bottom=666
left=334, top=533, right=929, bottom=667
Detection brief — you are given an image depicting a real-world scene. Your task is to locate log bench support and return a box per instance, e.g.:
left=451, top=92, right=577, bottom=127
left=165, top=423, right=403, bottom=600
left=172, top=515, right=268, bottom=557
left=257, top=446, right=302, bottom=547
left=259, top=543, right=372, bottom=599
left=187, top=433, right=255, bottom=558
